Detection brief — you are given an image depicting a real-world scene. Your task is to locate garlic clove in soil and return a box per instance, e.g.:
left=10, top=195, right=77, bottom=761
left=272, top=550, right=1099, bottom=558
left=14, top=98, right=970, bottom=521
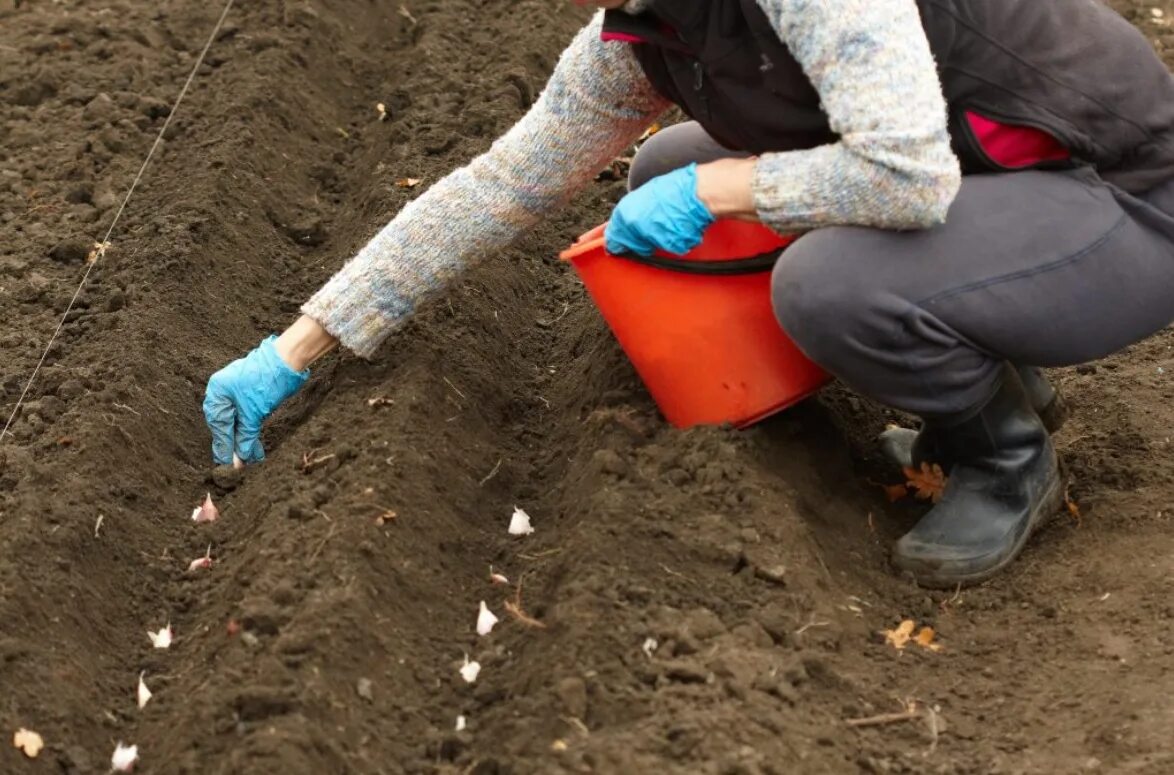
left=459, top=654, right=481, bottom=684
left=137, top=672, right=152, bottom=709
left=488, top=566, right=509, bottom=585
left=191, top=492, right=219, bottom=523
left=508, top=506, right=534, bottom=536
left=12, top=728, right=44, bottom=759
left=147, top=623, right=173, bottom=649
left=188, top=544, right=213, bottom=572
left=111, top=742, right=139, bottom=772
left=476, top=601, right=499, bottom=636
left=455, top=715, right=467, bottom=732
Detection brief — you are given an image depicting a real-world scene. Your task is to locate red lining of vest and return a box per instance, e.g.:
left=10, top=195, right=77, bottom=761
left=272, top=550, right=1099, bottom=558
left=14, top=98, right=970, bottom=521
left=965, top=111, right=1069, bottom=168
left=601, top=31, right=646, bottom=43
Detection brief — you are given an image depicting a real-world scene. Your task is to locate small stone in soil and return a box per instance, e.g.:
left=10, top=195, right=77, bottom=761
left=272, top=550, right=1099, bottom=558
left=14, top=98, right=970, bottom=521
left=753, top=564, right=788, bottom=586
left=48, top=239, right=91, bottom=263
left=555, top=676, right=587, bottom=718
left=104, top=291, right=126, bottom=312
left=356, top=677, right=374, bottom=702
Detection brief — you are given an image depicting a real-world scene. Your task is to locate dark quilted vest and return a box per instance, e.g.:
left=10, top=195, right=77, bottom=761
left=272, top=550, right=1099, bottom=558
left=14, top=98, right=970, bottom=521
left=602, top=0, right=1174, bottom=193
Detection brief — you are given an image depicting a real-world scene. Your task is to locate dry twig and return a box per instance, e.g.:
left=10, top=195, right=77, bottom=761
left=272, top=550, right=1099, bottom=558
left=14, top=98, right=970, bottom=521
left=308, top=523, right=337, bottom=562
left=478, top=458, right=503, bottom=486
left=301, top=448, right=336, bottom=473
left=504, top=579, right=547, bottom=629
left=442, top=376, right=466, bottom=400
left=846, top=709, right=921, bottom=728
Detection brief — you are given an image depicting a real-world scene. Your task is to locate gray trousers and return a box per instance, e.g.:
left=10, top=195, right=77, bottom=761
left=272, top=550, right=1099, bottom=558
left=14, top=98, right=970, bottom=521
left=630, top=122, right=1174, bottom=417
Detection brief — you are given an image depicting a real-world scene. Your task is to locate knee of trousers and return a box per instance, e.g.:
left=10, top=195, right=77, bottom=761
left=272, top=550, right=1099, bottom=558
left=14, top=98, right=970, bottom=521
left=628, top=130, right=685, bottom=191
left=770, top=228, right=905, bottom=375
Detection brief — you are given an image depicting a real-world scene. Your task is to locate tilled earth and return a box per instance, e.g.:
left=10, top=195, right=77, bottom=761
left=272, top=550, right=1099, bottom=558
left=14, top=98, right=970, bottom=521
left=2, top=1, right=1174, bottom=773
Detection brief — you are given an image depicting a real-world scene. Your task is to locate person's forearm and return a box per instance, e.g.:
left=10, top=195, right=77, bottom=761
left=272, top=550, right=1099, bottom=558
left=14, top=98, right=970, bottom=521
left=748, top=0, right=960, bottom=232
left=301, top=13, right=669, bottom=359
left=274, top=315, right=337, bottom=371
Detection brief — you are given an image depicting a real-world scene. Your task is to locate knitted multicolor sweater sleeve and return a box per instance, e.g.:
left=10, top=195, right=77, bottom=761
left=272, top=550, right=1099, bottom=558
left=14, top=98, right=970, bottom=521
left=302, top=13, right=669, bottom=357
left=305, top=1, right=961, bottom=357
left=751, top=0, right=960, bottom=231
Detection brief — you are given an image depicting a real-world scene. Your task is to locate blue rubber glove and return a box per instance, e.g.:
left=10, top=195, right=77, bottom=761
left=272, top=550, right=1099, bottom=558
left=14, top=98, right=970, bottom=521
left=605, top=163, right=715, bottom=257
left=203, top=335, right=309, bottom=465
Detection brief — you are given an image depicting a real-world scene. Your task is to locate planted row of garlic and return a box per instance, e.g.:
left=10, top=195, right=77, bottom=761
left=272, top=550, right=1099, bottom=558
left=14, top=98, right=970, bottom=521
left=452, top=507, right=534, bottom=732
left=134, top=500, right=533, bottom=762
left=104, top=493, right=224, bottom=770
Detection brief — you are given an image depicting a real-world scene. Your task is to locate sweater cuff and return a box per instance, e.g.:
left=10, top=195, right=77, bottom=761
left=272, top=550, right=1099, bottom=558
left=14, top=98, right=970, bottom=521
left=300, top=274, right=410, bottom=360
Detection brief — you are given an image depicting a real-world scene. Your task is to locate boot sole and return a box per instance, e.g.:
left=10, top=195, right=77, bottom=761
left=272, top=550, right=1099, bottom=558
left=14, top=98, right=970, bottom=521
left=894, top=461, right=1065, bottom=589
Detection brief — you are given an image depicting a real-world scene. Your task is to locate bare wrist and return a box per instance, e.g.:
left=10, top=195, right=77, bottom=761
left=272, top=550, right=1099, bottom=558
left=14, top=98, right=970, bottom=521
left=695, top=158, right=759, bottom=220
left=274, top=315, right=338, bottom=371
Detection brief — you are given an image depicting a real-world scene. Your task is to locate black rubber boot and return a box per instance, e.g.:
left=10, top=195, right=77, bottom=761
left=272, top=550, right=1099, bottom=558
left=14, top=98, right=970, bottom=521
left=1018, top=364, right=1070, bottom=433
left=890, top=367, right=1064, bottom=588
left=879, top=365, right=1067, bottom=471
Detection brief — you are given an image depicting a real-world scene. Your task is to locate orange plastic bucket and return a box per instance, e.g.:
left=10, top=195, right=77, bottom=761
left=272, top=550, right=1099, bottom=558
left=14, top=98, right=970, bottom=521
left=560, top=219, right=830, bottom=428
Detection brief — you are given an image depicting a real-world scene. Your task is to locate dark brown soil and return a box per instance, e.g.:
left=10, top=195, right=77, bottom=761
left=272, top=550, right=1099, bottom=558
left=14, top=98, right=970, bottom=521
left=2, top=1, right=1174, bottom=773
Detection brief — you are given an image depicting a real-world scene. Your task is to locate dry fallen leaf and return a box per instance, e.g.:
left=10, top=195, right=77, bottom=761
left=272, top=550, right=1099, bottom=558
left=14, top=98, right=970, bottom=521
left=1064, top=481, right=1081, bottom=523
left=903, top=462, right=948, bottom=503
left=13, top=728, right=44, bottom=759
left=883, top=619, right=916, bottom=649
left=395, top=177, right=421, bottom=188
left=883, top=619, right=943, bottom=652
left=638, top=123, right=661, bottom=142
left=86, top=241, right=111, bottom=264
left=915, top=626, right=944, bottom=652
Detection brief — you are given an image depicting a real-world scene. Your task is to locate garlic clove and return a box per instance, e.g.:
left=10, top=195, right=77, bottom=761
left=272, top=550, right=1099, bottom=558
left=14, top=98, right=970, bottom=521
left=188, top=544, right=213, bottom=572
left=147, top=624, right=172, bottom=649
left=137, top=672, right=152, bottom=709
left=476, top=601, right=499, bottom=636
left=507, top=506, right=534, bottom=536
left=459, top=654, right=481, bottom=684
left=191, top=493, right=219, bottom=523
left=111, top=742, right=139, bottom=772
